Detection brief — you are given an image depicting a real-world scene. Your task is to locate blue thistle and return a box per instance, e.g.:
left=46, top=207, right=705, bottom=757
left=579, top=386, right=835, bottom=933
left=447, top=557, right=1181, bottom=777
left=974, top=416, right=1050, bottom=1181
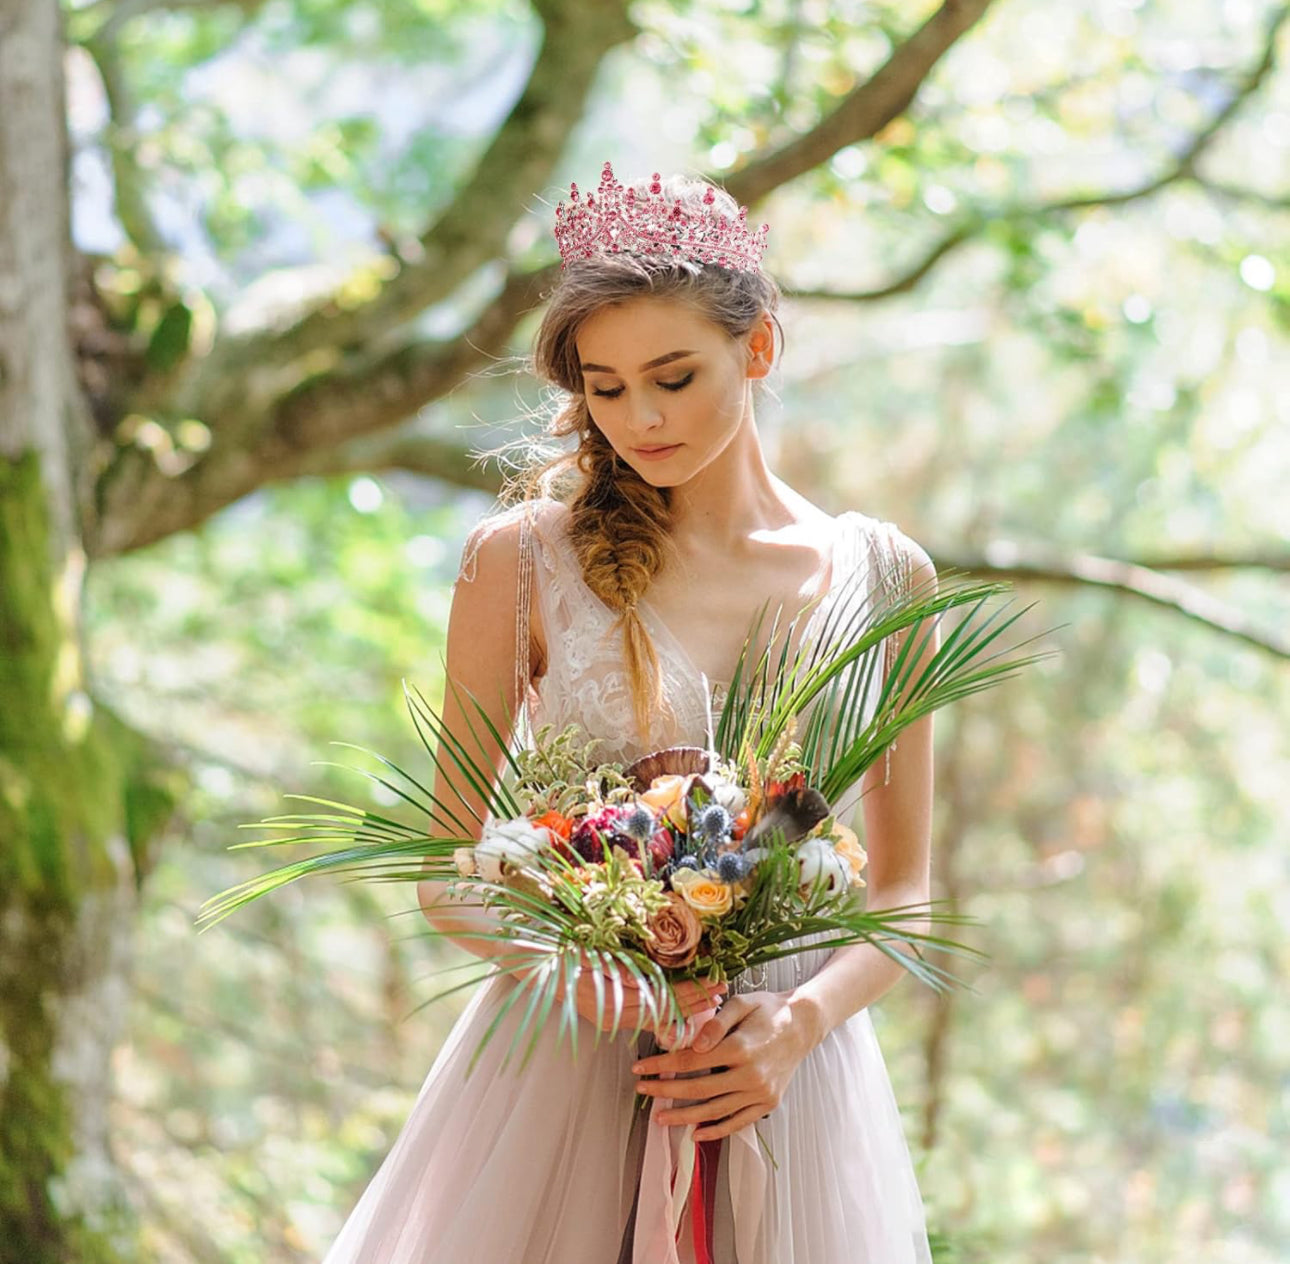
left=697, top=804, right=732, bottom=842
left=716, top=852, right=744, bottom=883
left=623, top=805, right=655, bottom=842
left=674, top=854, right=701, bottom=871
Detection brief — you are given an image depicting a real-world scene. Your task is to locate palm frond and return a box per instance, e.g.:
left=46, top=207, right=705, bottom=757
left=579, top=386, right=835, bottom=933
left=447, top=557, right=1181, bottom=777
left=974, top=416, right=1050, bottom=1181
left=200, top=557, right=1054, bottom=1076
left=403, top=681, right=519, bottom=825
left=716, top=567, right=1057, bottom=801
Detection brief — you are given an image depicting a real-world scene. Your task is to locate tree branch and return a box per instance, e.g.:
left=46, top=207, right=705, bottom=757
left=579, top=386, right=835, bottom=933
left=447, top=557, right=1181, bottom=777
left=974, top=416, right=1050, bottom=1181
left=935, top=542, right=1290, bottom=659
left=79, top=36, right=168, bottom=257
left=723, top=0, right=1001, bottom=207
left=90, top=267, right=547, bottom=553
left=782, top=3, right=1290, bottom=304
left=291, top=429, right=502, bottom=492
left=784, top=226, right=975, bottom=303
left=175, top=0, right=636, bottom=419
left=95, top=2, right=1288, bottom=566
left=103, top=0, right=998, bottom=545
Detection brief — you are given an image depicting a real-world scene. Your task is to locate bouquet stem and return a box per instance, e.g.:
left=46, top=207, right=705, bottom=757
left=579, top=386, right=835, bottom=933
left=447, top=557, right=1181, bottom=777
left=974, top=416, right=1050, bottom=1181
left=634, top=1004, right=728, bottom=1264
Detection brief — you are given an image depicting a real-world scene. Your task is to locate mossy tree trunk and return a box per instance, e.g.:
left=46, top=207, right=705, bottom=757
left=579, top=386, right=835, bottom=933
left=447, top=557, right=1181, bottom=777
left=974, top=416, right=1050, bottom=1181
left=0, top=4, right=176, bottom=1259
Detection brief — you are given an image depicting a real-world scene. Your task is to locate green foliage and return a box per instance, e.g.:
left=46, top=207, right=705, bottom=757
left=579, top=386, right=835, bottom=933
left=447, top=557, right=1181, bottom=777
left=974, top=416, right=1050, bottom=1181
left=0, top=454, right=150, bottom=1264
left=82, top=475, right=487, bottom=1259
left=56, top=0, right=1290, bottom=1257
left=196, top=553, right=1030, bottom=1076
left=514, top=722, right=635, bottom=814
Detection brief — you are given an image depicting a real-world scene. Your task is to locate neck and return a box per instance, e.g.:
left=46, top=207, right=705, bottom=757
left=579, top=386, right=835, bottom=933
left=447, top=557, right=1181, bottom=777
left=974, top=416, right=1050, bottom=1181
left=666, top=400, right=801, bottom=554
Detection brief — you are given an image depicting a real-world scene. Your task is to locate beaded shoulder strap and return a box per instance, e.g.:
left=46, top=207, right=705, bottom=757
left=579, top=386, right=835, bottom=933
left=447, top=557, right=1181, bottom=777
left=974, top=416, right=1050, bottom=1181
left=513, top=501, right=535, bottom=746
left=453, top=499, right=538, bottom=749
left=865, top=518, right=916, bottom=788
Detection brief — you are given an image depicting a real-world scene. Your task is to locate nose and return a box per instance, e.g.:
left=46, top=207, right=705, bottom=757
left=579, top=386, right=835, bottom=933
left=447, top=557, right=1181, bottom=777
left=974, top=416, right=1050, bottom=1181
left=626, top=396, right=665, bottom=435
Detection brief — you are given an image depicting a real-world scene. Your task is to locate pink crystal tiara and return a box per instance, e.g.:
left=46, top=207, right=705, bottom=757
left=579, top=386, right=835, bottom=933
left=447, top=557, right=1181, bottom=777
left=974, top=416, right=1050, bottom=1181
left=553, top=160, right=770, bottom=274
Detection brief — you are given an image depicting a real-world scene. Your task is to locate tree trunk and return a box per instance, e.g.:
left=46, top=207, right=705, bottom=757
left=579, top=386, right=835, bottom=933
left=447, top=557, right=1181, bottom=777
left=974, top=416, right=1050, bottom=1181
left=0, top=4, right=176, bottom=1259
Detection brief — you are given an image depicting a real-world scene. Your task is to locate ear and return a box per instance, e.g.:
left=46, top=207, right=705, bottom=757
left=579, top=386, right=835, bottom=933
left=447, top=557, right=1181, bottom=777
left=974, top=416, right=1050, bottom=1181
left=745, top=314, right=775, bottom=380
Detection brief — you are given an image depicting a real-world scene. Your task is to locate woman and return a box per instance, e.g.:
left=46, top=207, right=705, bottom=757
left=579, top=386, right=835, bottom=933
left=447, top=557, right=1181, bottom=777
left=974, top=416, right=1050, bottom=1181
left=322, top=162, right=937, bottom=1263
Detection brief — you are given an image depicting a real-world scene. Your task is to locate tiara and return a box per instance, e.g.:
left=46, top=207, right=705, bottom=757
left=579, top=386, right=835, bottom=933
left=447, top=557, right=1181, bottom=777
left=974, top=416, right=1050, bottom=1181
left=553, top=160, right=770, bottom=274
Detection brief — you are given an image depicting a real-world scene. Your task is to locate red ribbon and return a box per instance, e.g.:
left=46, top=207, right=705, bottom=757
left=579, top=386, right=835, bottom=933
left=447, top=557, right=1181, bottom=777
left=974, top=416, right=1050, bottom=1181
left=689, top=1136, right=723, bottom=1262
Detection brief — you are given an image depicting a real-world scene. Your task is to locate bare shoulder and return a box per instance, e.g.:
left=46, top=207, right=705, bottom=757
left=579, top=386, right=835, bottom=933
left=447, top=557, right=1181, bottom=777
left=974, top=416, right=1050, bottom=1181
left=773, top=482, right=846, bottom=543
left=864, top=517, right=937, bottom=598
left=454, top=497, right=564, bottom=590
left=779, top=487, right=927, bottom=570
left=797, top=490, right=936, bottom=598
left=889, top=524, right=936, bottom=592
left=451, top=497, right=564, bottom=675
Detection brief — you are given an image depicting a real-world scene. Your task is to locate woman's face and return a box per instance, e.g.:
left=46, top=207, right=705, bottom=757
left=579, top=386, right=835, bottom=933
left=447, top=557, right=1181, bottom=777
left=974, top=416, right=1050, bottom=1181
left=575, top=296, right=772, bottom=487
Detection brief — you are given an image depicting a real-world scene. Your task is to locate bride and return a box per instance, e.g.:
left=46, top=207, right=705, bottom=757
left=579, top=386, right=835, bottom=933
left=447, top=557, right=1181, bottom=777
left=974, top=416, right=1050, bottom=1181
left=322, top=161, right=938, bottom=1263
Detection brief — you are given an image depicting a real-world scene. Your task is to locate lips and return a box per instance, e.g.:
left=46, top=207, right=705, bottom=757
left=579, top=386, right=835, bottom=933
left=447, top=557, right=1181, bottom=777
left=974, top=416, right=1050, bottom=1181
left=632, top=443, right=682, bottom=458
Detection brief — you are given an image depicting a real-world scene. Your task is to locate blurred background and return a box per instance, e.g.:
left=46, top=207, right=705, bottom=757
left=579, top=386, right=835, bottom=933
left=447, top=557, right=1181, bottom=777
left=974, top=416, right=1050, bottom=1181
left=1, top=0, right=1288, bottom=1261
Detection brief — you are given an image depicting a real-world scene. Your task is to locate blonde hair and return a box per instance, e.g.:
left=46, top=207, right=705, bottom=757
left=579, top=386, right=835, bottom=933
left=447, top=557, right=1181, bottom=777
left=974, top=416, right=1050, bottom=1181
left=506, top=171, right=785, bottom=738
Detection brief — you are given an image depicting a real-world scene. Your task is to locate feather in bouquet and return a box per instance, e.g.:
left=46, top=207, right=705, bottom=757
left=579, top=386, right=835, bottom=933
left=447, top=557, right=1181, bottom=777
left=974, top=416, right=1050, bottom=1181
left=199, top=553, right=1056, bottom=1080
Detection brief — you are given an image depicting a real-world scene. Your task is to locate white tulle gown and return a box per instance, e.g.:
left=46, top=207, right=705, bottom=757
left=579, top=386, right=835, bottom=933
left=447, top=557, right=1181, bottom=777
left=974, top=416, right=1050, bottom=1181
left=321, top=499, right=933, bottom=1264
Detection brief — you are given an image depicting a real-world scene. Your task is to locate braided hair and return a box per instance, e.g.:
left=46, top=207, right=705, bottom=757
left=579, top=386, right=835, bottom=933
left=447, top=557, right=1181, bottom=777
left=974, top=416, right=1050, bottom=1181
left=513, top=171, right=784, bottom=738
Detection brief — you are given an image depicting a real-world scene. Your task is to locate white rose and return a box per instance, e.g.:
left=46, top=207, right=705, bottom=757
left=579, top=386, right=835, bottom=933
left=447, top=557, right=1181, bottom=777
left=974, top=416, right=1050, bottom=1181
left=709, top=777, right=747, bottom=815
left=796, top=837, right=850, bottom=898
left=476, top=818, right=551, bottom=883
left=453, top=847, right=478, bottom=877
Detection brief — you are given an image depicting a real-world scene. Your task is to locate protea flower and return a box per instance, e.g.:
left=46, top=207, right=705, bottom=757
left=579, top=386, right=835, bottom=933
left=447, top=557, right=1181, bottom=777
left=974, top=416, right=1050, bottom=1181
left=569, top=803, right=674, bottom=869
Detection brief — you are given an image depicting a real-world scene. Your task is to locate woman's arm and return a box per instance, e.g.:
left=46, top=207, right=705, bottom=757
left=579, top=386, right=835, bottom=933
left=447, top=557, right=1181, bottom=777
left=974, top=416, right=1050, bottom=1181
left=785, top=535, right=940, bottom=1051
left=415, top=512, right=542, bottom=976
left=419, top=514, right=727, bottom=1029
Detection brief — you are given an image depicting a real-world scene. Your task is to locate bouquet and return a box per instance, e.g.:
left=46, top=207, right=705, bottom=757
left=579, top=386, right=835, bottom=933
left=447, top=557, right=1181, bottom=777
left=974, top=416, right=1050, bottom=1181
left=199, top=556, right=1052, bottom=1259
left=440, top=721, right=958, bottom=1064
left=199, top=556, right=1053, bottom=1070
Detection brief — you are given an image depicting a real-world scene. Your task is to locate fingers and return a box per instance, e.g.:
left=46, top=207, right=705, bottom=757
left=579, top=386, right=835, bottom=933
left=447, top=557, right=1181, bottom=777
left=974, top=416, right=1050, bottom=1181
left=638, top=1068, right=741, bottom=1100
left=677, top=990, right=721, bottom=1015
left=674, top=981, right=727, bottom=1010
left=693, top=1101, right=769, bottom=1141
left=654, top=1091, right=758, bottom=1129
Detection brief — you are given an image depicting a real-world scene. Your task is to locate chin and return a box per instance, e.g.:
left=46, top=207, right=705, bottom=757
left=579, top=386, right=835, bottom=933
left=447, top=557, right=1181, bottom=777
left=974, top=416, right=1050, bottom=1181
left=626, top=460, right=693, bottom=489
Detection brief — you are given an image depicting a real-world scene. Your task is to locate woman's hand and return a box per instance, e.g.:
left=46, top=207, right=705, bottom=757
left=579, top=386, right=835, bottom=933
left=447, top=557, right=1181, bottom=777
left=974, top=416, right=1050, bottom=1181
left=550, top=953, right=727, bottom=1037
left=630, top=990, right=823, bottom=1141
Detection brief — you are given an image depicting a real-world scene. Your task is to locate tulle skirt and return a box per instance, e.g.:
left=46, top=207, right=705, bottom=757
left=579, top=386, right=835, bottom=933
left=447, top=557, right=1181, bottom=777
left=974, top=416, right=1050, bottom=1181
left=322, top=939, right=932, bottom=1264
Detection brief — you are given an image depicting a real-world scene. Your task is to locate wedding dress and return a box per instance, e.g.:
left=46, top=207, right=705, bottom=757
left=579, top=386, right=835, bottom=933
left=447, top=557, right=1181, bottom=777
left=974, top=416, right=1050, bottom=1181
left=321, top=498, right=933, bottom=1264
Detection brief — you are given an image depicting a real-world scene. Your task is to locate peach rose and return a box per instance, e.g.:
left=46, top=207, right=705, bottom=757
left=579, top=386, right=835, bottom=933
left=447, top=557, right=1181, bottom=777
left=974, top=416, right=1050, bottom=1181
left=671, top=868, right=734, bottom=920
left=831, top=825, right=868, bottom=888
left=643, top=892, right=704, bottom=968
left=640, top=774, right=689, bottom=827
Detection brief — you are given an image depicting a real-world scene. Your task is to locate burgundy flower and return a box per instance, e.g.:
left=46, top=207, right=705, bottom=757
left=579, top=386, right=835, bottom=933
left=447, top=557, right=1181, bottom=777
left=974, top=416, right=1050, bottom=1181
left=570, top=804, right=677, bottom=872
left=570, top=805, right=625, bottom=864
left=647, top=826, right=676, bottom=869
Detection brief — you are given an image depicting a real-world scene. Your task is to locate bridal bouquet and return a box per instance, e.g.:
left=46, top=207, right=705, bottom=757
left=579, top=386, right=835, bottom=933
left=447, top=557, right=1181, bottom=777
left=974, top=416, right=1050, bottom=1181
left=200, top=556, right=1052, bottom=1076
left=440, top=719, right=935, bottom=1062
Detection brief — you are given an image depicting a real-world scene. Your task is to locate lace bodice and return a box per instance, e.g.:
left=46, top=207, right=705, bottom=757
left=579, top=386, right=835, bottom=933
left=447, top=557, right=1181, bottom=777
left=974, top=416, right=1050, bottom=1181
left=454, top=497, right=919, bottom=821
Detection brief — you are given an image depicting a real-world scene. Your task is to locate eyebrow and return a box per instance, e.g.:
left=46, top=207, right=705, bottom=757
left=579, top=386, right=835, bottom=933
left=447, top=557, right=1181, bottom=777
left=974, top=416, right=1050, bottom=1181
left=578, top=350, right=698, bottom=375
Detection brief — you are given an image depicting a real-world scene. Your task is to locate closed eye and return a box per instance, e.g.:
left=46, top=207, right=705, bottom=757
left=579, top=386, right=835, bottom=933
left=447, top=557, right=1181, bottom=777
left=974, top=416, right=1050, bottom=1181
left=591, top=372, right=694, bottom=400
